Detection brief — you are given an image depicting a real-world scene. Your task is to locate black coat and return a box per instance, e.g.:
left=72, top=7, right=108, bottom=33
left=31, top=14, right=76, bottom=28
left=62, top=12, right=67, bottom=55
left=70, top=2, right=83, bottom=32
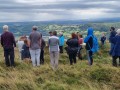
left=21, top=44, right=30, bottom=59
left=66, top=38, right=79, bottom=54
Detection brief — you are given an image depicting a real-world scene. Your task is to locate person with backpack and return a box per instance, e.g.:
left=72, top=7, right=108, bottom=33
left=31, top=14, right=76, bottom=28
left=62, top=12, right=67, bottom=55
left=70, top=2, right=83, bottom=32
left=66, top=33, right=79, bottom=65
left=100, top=33, right=106, bottom=46
left=109, top=29, right=120, bottom=67
left=59, top=32, right=65, bottom=53
left=84, top=27, right=99, bottom=65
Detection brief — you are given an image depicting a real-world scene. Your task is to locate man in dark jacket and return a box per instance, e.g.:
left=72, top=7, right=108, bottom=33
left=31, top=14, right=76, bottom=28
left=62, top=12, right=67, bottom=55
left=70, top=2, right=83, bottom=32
left=109, top=27, right=117, bottom=55
left=110, top=29, right=120, bottom=67
left=1, top=25, right=16, bottom=67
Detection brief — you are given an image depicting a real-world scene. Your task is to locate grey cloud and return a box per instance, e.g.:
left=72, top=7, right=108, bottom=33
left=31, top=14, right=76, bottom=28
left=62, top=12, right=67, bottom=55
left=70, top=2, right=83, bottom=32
left=0, top=0, right=120, bottom=22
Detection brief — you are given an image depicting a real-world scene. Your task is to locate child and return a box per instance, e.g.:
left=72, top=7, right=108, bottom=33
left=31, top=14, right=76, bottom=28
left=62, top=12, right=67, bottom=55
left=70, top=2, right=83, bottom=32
left=40, top=35, right=46, bottom=64
left=21, top=39, right=31, bottom=63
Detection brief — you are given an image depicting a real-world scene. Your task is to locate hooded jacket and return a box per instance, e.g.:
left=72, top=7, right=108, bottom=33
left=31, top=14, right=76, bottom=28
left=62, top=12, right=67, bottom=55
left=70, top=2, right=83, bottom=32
left=84, top=28, right=93, bottom=50
left=59, top=35, right=64, bottom=46
left=110, top=35, right=120, bottom=56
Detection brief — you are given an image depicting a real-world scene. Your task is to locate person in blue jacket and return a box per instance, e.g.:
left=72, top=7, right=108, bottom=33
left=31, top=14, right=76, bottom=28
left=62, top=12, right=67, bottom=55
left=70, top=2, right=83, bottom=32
left=84, top=28, right=94, bottom=65
left=59, top=32, right=65, bottom=53
left=110, top=29, right=120, bottom=67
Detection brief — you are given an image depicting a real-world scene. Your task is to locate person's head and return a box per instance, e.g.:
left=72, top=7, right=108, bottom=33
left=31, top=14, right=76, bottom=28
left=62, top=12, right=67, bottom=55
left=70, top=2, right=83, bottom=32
left=32, top=26, right=38, bottom=31
left=19, top=36, right=24, bottom=41
left=117, top=29, right=120, bottom=35
left=3, top=25, right=9, bottom=32
left=71, top=33, right=77, bottom=39
left=87, top=27, right=93, bottom=36
left=59, top=32, right=63, bottom=36
left=102, top=33, right=105, bottom=37
left=76, top=32, right=79, bottom=35
left=110, top=27, right=115, bottom=31
left=79, top=34, right=83, bottom=38
left=24, top=39, right=28, bottom=45
left=53, top=31, right=57, bottom=36
left=49, top=31, right=53, bottom=36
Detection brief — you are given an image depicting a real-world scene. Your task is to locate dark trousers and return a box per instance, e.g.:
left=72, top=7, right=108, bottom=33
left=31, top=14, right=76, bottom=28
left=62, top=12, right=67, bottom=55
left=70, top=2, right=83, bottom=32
left=69, top=53, right=77, bottom=65
left=59, top=46, right=63, bottom=53
left=112, top=56, right=120, bottom=67
left=40, top=49, right=44, bottom=64
left=4, top=47, right=15, bottom=67
left=87, top=51, right=93, bottom=65
left=78, top=46, right=82, bottom=60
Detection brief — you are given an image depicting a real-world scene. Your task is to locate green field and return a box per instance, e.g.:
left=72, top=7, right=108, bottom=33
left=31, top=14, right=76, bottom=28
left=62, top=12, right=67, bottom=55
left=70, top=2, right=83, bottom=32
left=0, top=42, right=120, bottom=90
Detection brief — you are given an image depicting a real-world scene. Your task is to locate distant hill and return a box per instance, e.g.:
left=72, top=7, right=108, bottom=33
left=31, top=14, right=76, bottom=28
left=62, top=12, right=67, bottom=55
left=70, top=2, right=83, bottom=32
left=0, top=20, right=120, bottom=37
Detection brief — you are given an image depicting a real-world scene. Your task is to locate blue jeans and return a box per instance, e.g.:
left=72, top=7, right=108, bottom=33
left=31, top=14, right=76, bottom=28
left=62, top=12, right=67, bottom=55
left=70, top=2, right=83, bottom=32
left=30, top=49, right=41, bottom=66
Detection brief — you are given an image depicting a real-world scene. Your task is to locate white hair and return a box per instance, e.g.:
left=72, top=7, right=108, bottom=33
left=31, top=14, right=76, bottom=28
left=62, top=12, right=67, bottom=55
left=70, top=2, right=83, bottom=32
left=3, top=25, right=9, bottom=31
left=117, top=29, right=120, bottom=35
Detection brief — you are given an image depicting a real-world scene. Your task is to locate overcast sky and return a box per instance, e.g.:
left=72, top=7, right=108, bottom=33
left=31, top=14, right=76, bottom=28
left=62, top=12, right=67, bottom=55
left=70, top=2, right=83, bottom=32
left=0, top=0, right=120, bottom=22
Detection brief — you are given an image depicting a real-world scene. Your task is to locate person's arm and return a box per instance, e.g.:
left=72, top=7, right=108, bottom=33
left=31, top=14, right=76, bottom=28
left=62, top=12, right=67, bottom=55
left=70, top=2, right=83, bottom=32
left=42, top=39, right=46, bottom=49
left=110, top=36, right=117, bottom=44
left=84, top=36, right=90, bottom=43
left=12, top=34, right=16, bottom=47
left=1, top=35, right=3, bottom=47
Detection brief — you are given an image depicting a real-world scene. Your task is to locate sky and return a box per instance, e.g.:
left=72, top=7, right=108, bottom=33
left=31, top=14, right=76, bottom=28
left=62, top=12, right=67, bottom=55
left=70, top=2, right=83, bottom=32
left=0, top=0, right=120, bottom=22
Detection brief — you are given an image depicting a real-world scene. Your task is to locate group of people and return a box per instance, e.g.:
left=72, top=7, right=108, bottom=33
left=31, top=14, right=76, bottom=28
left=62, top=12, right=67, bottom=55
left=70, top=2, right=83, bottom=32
left=0, top=25, right=120, bottom=69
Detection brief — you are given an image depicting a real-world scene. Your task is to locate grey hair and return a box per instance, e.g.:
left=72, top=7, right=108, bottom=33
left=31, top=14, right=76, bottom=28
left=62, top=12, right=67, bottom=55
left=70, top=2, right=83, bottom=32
left=117, top=29, right=120, bottom=35
left=3, top=25, right=9, bottom=31
left=32, top=25, right=38, bottom=31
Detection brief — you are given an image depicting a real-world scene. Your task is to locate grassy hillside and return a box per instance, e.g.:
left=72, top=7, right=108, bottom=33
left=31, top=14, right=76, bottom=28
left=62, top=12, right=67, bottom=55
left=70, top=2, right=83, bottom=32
left=0, top=42, right=120, bottom=90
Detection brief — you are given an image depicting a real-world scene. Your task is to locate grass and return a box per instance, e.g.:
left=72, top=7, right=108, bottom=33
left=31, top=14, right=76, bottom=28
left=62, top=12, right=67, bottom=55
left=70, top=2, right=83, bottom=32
left=0, top=42, right=120, bottom=90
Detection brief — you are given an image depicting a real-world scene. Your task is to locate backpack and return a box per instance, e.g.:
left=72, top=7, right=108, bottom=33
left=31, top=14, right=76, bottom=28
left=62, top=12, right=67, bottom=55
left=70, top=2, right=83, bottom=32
left=89, top=36, right=99, bottom=53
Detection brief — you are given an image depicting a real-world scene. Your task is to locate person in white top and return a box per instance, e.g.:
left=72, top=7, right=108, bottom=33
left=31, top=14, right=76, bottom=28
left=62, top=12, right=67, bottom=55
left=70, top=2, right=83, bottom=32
left=17, top=36, right=24, bottom=60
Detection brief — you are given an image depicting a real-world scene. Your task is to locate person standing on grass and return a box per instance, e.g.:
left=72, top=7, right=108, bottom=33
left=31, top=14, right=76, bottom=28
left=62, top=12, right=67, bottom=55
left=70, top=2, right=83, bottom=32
left=66, top=33, right=79, bottom=65
left=110, top=29, right=120, bottom=67
left=21, top=39, right=31, bottom=63
left=17, top=36, right=24, bottom=60
left=48, top=31, right=59, bottom=70
left=78, top=34, right=83, bottom=60
left=100, top=33, right=106, bottom=46
left=84, top=28, right=93, bottom=65
left=59, top=32, right=64, bottom=53
left=109, top=27, right=117, bottom=55
left=40, top=34, right=46, bottom=65
left=1, top=25, right=16, bottom=67
left=29, top=26, right=42, bottom=67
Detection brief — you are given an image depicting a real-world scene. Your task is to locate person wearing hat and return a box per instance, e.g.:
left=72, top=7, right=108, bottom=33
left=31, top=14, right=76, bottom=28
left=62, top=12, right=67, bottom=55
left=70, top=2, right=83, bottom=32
left=29, top=26, right=42, bottom=66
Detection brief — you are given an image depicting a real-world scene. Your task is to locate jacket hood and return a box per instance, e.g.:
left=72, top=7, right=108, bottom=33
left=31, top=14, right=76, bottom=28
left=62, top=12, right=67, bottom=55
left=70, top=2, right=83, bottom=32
left=87, top=27, right=93, bottom=36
